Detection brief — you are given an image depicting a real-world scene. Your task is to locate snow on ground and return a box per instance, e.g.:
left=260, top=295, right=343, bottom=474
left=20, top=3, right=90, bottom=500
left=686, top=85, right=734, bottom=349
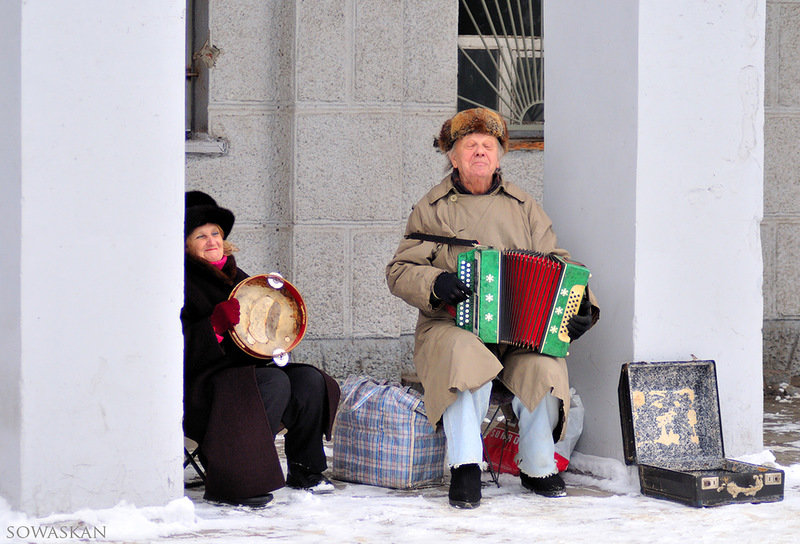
left=2, top=448, right=798, bottom=544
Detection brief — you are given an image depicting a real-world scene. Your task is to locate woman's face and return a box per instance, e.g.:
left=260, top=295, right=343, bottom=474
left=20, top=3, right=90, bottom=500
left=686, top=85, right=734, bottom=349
left=449, top=132, right=501, bottom=192
left=186, top=223, right=224, bottom=263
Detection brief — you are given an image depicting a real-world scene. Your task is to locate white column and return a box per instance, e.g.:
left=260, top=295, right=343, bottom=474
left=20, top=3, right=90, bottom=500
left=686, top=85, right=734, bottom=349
left=0, top=0, right=23, bottom=507
left=0, top=1, right=186, bottom=515
left=545, top=1, right=765, bottom=459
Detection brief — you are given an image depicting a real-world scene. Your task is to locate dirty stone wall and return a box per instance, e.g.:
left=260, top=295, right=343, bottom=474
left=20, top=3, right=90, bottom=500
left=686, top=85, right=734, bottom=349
left=184, top=0, right=798, bottom=393
left=185, top=0, right=544, bottom=382
left=764, top=1, right=800, bottom=394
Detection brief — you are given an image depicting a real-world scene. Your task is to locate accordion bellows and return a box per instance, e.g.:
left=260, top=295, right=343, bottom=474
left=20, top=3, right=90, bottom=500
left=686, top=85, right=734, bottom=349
left=456, top=248, right=590, bottom=357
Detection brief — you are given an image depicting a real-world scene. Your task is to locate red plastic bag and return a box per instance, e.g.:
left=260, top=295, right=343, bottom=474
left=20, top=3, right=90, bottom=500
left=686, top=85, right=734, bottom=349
left=483, top=420, right=521, bottom=476
left=482, top=389, right=584, bottom=474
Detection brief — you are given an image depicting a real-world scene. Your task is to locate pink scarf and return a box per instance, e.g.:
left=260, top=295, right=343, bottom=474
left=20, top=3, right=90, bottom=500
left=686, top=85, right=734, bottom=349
left=209, top=255, right=228, bottom=270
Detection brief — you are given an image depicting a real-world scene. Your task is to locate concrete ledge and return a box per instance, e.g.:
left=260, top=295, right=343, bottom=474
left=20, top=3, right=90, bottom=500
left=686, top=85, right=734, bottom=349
left=290, top=336, right=415, bottom=381
left=185, top=136, right=228, bottom=155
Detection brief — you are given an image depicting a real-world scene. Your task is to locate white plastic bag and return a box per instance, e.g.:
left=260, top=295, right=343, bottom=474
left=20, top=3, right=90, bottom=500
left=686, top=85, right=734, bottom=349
left=554, top=388, right=584, bottom=471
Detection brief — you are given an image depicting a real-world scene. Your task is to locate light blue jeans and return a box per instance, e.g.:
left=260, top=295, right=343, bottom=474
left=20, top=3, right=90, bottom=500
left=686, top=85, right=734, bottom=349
left=442, top=383, right=560, bottom=477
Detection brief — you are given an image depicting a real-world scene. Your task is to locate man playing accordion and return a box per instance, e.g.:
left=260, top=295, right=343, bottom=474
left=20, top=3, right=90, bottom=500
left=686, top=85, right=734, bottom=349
left=386, top=108, right=599, bottom=508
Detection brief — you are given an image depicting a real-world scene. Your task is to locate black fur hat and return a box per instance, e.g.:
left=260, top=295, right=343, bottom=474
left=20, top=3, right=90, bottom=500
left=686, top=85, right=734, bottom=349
left=185, top=190, right=235, bottom=239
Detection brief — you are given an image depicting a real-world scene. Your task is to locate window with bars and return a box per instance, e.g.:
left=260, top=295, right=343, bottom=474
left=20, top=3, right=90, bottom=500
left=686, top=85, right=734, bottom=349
left=185, top=0, right=226, bottom=154
left=185, top=0, right=207, bottom=136
left=457, top=0, right=544, bottom=139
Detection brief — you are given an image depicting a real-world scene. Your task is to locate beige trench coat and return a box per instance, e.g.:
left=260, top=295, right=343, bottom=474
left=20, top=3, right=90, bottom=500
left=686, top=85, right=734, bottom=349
left=386, top=175, right=598, bottom=440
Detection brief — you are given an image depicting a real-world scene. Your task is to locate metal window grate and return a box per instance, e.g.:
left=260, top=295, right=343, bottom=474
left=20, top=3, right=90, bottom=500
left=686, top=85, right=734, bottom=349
left=458, top=0, right=544, bottom=137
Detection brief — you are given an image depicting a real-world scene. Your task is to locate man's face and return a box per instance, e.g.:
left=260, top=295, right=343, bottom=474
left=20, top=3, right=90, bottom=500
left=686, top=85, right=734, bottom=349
left=449, top=132, right=501, bottom=187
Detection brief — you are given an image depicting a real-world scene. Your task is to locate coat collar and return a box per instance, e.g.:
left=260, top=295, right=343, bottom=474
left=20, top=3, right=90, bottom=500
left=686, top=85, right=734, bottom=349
left=425, top=173, right=528, bottom=205
left=186, top=253, right=240, bottom=285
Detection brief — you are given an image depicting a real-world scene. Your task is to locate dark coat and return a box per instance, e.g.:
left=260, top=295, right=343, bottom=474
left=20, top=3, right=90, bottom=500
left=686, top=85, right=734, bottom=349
left=182, top=254, right=339, bottom=499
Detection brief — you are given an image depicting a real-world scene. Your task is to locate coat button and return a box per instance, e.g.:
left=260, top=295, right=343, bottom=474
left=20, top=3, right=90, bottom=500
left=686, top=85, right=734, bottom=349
left=449, top=194, right=458, bottom=202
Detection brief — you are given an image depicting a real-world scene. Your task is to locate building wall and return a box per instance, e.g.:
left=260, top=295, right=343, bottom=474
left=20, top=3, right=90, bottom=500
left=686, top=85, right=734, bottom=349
left=187, top=1, right=769, bottom=463
left=0, top=0, right=778, bottom=518
left=186, top=0, right=545, bottom=381
left=764, top=1, right=800, bottom=389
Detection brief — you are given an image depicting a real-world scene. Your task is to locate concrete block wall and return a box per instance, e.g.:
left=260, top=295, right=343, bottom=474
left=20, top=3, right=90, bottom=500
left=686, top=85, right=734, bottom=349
left=764, top=0, right=800, bottom=388
left=185, top=0, right=545, bottom=381
left=186, top=1, right=295, bottom=276
left=186, top=1, right=789, bottom=399
left=291, top=0, right=456, bottom=380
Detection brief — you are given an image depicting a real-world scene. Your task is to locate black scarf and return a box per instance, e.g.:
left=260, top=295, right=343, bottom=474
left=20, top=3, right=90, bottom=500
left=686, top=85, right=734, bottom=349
left=451, top=168, right=502, bottom=195
left=185, top=253, right=240, bottom=286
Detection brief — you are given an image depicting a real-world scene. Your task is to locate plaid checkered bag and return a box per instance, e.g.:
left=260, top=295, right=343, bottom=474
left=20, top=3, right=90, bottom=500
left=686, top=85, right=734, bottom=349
left=332, top=376, right=445, bottom=489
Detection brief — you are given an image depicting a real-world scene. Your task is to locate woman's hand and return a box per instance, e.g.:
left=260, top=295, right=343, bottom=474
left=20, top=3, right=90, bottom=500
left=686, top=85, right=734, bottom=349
left=210, top=298, right=240, bottom=334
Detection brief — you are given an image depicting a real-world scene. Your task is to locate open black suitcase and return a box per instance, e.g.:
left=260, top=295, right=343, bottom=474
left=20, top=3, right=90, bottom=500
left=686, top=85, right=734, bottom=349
left=618, top=360, right=784, bottom=507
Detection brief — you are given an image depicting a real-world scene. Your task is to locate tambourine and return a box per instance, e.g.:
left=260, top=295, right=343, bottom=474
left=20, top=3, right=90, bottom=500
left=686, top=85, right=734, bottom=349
left=228, top=273, right=307, bottom=366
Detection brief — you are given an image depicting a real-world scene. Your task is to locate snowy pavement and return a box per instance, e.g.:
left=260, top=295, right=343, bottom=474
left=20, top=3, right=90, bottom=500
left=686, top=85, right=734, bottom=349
left=2, top=396, right=799, bottom=544
left=764, top=394, right=800, bottom=467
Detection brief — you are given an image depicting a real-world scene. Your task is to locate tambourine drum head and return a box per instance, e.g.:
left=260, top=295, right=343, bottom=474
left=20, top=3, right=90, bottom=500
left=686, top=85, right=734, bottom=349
left=228, top=274, right=307, bottom=359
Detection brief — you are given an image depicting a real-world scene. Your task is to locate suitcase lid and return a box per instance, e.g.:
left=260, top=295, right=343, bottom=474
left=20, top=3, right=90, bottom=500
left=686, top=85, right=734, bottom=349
left=618, top=360, right=724, bottom=469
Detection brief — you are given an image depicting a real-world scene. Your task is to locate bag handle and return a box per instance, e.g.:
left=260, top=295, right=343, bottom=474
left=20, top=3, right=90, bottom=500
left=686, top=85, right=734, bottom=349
left=340, top=377, right=390, bottom=412
left=340, top=377, right=423, bottom=413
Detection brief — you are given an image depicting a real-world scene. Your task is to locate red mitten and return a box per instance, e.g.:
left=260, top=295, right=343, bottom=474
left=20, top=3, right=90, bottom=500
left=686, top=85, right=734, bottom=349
left=210, top=298, right=240, bottom=334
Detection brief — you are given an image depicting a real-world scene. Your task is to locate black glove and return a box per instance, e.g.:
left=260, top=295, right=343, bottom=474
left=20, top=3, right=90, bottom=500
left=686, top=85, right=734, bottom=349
left=566, top=295, right=593, bottom=341
left=432, top=272, right=472, bottom=306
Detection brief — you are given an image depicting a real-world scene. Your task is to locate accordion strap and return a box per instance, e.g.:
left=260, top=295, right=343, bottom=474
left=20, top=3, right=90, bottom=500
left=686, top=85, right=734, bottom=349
left=405, top=232, right=480, bottom=248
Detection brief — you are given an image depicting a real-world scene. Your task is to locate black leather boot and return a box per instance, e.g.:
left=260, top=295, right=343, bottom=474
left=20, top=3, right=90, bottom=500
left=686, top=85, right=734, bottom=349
left=286, top=463, right=334, bottom=494
left=448, top=464, right=482, bottom=508
left=204, top=492, right=274, bottom=508
left=520, top=471, right=566, bottom=497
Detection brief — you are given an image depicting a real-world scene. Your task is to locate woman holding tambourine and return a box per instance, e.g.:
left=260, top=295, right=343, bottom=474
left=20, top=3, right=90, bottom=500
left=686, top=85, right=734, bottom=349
left=181, top=191, right=340, bottom=507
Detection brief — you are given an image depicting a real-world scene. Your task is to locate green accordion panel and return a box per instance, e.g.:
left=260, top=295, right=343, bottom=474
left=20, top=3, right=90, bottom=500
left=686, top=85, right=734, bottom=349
left=456, top=248, right=501, bottom=344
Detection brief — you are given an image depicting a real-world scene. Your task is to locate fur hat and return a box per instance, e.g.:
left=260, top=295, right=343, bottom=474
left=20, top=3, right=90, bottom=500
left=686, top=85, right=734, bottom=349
left=436, top=108, right=509, bottom=153
left=185, top=190, right=235, bottom=240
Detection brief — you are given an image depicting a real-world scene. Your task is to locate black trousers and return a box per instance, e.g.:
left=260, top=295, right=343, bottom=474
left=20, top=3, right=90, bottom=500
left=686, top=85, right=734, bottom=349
left=254, top=364, right=327, bottom=473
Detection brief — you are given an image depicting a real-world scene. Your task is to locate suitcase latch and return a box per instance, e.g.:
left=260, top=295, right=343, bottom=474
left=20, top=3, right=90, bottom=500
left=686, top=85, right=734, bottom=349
left=765, top=472, right=782, bottom=486
left=701, top=476, right=719, bottom=490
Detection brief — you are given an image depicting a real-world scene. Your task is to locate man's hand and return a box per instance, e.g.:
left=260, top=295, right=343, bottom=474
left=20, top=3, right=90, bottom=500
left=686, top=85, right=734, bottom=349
left=566, top=295, right=593, bottom=341
left=432, top=272, right=472, bottom=306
